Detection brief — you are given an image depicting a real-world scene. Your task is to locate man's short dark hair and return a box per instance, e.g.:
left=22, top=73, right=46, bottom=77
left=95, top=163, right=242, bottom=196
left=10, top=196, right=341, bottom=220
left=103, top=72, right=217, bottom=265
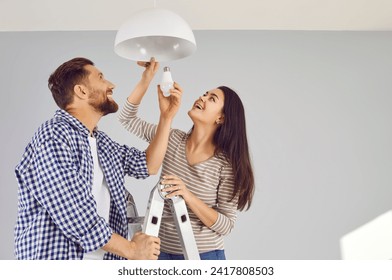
left=48, top=57, right=94, bottom=110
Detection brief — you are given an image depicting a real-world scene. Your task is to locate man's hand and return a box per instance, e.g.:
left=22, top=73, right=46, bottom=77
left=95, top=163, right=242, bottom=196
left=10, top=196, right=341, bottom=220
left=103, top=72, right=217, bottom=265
left=128, top=231, right=161, bottom=260
left=137, top=57, right=159, bottom=84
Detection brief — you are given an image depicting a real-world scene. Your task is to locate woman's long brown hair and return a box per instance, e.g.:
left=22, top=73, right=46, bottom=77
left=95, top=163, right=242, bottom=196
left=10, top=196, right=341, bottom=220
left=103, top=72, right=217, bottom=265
left=214, top=86, right=255, bottom=211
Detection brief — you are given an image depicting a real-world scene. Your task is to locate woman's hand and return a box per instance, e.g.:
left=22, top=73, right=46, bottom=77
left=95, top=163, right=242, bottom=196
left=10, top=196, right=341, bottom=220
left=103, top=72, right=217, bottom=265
left=160, top=174, right=219, bottom=228
left=137, top=57, right=159, bottom=84
left=160, top=175, right=192, bottom=201
left=157, top=82, right=183, bottom=121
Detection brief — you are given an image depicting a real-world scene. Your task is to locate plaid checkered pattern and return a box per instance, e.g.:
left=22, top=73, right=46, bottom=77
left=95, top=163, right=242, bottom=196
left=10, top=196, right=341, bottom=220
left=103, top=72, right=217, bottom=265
left=14, top=109, right=149, bottom=259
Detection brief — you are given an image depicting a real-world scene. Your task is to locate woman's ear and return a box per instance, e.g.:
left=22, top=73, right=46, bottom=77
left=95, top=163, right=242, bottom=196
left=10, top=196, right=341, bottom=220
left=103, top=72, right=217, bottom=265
left=216, top=115, right=225, bottom=125
left=73, top=84, right=88, bottom=100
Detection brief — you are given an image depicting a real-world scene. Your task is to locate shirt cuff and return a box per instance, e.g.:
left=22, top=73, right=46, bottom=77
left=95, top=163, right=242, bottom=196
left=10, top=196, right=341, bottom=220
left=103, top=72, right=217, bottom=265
left=131, top=149, right=150, bottom=179
left=79, top=217, right=113, bottom=253
left=210, top=212, right=232, bottom=236
left=125, top=100, right=140, bottom=111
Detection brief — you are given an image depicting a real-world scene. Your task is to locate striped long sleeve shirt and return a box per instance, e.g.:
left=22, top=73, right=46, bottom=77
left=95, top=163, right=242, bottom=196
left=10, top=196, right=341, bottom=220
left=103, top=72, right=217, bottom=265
left=119, top=101, right=238, bottom=254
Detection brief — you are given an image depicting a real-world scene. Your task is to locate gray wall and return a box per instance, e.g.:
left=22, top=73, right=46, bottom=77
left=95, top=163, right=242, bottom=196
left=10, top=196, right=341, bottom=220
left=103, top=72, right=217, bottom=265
left=1, top=31, right=391, bottom=260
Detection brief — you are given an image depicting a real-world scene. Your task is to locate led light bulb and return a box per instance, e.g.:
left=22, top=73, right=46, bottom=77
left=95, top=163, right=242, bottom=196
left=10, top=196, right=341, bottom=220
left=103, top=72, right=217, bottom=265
left=160, top=66, right=174, bottom=96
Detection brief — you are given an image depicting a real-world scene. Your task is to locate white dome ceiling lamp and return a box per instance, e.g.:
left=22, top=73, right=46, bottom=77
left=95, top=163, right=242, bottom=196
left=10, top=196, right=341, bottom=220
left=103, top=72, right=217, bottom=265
left=114, top=6, right=196, bottom=62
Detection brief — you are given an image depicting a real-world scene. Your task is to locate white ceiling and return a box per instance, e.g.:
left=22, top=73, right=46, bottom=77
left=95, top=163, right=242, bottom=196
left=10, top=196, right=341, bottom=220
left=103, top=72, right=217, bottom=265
left=1, top=0, right=392, bottom=31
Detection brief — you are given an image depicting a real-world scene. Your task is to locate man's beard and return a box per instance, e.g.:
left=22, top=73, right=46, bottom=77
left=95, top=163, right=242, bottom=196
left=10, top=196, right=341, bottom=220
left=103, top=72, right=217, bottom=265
left=89, top=90, right=119, bottom=116
left=96, top=98, right=119, bottom=116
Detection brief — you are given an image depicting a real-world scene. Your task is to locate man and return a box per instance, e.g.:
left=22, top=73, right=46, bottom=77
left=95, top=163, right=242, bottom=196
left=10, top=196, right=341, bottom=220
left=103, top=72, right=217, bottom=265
left=14, top=57, right=180, bottom=259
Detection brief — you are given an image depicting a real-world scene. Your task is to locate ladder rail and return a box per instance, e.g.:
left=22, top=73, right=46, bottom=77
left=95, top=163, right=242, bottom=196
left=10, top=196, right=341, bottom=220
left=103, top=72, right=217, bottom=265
left=127, top=182, right=200, bottom=260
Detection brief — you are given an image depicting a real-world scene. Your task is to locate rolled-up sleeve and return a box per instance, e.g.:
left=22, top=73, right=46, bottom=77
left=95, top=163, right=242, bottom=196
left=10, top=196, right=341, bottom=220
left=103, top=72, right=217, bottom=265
left=118, top=100, right=158, bottom=142
left=122, top=146, right=149, bottom=179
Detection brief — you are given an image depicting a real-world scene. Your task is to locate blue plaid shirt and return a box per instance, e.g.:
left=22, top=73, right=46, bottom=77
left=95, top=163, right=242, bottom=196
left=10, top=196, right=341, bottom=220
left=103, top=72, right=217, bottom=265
left=14, top=109, right=149, bottom=259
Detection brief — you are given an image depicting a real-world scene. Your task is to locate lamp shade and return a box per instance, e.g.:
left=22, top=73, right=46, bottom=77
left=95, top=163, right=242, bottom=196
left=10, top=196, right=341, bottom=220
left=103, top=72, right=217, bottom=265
left=114, top=8, right=196, bottom=62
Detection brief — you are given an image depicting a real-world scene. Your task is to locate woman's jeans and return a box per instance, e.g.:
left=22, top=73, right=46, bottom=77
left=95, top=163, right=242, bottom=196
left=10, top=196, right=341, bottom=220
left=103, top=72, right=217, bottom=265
left=158, top=250, right=226, bottom=260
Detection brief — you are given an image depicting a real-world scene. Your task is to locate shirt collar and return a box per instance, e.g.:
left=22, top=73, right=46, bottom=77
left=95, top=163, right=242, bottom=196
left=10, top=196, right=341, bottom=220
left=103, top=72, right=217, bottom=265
left=54, top=109, right=98, bottom=137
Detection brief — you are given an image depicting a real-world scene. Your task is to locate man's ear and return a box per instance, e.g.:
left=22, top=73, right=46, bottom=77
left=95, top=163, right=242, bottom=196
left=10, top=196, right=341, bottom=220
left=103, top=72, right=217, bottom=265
left=73, top=84, right=88, bottom=100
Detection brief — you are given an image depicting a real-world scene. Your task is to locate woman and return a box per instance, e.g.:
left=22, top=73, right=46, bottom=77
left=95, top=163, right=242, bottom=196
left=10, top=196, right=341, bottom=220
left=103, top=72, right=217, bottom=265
left=119, top=58, right=254, bottom=260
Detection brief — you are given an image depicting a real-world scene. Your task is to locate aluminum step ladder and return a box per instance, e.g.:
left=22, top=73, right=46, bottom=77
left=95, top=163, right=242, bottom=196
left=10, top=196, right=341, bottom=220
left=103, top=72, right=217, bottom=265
left=126, top=181, right=200, bottom=260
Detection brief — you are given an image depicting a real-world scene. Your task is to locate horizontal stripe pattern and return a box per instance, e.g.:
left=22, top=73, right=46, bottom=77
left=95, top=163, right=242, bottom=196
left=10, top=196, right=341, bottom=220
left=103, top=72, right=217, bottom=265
left=119, top=101, right=238, bottom=254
